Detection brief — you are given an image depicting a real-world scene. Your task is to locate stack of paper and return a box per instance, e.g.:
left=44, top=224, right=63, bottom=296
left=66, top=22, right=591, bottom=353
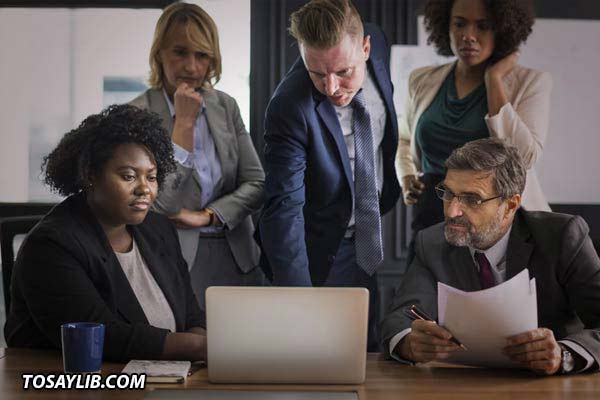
left=438, top=269, right=537, bottom=368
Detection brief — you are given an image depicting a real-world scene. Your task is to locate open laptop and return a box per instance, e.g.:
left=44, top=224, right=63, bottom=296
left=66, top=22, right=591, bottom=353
left=205, top=287, right=369, bottom=384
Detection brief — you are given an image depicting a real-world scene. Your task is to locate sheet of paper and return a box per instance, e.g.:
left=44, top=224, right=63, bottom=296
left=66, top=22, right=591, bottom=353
left=438, top=269, right=538, bottom=368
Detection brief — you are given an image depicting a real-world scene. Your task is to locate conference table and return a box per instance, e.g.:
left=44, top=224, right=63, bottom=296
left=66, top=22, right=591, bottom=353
left=1, top=348, right=599, bottom=399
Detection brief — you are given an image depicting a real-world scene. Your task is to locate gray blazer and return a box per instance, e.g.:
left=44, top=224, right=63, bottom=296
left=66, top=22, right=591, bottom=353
left=381, top=209, right=600, bottom=369
left=130, top=88, right=264, bottom=272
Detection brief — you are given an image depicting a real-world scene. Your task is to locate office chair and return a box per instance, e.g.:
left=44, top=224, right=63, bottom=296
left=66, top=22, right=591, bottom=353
left=0, top=215, right=43, bottom=316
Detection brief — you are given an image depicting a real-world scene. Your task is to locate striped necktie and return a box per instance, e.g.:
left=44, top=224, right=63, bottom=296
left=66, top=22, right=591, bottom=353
left=351, top=90, right=383, bottom=275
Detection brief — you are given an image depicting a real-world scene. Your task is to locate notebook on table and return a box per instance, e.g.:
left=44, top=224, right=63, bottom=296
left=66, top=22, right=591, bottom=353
left=122, top=360, right=192, bottom=383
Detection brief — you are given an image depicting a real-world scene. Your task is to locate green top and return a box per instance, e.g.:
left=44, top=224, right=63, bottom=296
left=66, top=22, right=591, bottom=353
left=415, top=66, right=489, bottom=175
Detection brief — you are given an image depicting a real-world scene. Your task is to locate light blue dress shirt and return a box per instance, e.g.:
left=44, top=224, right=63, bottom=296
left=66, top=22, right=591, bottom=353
left=163, top=90, right=224, bottom=232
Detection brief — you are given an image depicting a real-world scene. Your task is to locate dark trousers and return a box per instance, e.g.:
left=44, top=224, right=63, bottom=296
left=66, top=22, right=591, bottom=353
left=324, top=237, right=380, bottom=352
left=407, top=173, right=445, bottom=266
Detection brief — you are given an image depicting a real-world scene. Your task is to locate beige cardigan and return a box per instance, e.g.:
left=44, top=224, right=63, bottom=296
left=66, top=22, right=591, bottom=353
left=396, top=62, right=552, bottom=211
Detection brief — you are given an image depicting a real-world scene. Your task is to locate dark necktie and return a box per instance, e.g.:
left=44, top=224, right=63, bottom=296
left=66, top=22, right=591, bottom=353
left=351, top=90, right=383, bottom=275
left=474, top=251, right=495, bottom=289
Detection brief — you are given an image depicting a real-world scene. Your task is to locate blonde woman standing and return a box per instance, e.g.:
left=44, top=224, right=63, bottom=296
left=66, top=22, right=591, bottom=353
left=131, top=2, right=265, bottom=310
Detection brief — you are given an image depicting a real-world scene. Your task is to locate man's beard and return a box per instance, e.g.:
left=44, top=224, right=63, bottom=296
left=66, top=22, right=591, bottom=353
left=444, top=207, right=505, bottom=249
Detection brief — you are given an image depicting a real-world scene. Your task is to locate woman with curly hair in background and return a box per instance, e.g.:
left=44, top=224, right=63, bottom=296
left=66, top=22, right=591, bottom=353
left=397, top=0, right=552, bottom=262
left=5, top=104, right=208, bottom=362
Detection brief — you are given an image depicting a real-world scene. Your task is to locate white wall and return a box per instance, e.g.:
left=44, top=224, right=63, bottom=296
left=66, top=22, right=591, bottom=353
left=0, top=10, right=71, bottom=201
left=192, top=0, right=251, bottom=127
left=517, top=19, right=600, bottom=204
left=72, top=9, right=161, bottom=127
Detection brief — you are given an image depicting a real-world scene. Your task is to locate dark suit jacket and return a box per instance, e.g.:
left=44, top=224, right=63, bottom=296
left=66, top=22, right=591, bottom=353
left=381, top=210, right=600, bottom=370
left=4, top=194, right=205, bottom=362
left=259, top=23, right=400, bottom=286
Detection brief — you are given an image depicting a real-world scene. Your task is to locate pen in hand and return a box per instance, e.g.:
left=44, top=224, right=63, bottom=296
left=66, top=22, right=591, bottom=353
left=403, top=304, right=467, bottom=350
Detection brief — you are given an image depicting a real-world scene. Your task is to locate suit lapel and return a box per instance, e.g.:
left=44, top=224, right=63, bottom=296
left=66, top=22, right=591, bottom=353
left=201, top=90, right=233, bottom=189
left=369, top=58, right=395, bottom=124
left=147, top=89, right=174, bottom=134
left=448, top=245, right=481, bottom=291
left=131, top=225, right=184, bottom=331
left=506, top=211, right=534, bottom=280
left=315, top=94, right=355, bottom=198
left=412, top=63, right=455, bottom=132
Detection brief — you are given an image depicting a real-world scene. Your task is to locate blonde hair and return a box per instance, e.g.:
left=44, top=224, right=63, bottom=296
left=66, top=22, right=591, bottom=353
left=289, top=0, right=364, bottom=49
left=149, top=2, right=222, bottom=89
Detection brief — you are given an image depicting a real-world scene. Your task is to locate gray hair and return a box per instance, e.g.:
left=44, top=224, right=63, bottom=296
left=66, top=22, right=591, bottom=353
left=445, top=138, right=526, bottom=198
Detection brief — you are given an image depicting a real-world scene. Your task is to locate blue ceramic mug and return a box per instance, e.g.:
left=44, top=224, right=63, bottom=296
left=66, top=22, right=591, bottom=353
left=61, top=322, right=105, bottom=373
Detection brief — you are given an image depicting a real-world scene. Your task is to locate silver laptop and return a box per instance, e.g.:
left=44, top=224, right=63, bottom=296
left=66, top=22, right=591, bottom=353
left=205, top=287, right=368, bottom=384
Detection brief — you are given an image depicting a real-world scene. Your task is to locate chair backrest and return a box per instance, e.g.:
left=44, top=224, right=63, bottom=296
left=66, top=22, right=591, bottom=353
left=550, top=204, right=600, bottom=258
left=0, top=203, right=55, bottom=219
left=0, top=215, right=44, bottom=316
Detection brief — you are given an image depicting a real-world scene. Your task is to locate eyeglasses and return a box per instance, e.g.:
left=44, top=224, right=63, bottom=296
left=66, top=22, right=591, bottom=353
left=434, top=184, right=503, bottom=208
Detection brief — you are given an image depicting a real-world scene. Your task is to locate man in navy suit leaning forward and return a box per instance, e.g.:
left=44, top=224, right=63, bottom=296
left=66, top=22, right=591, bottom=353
left=259, top=0, right=400, bottom=350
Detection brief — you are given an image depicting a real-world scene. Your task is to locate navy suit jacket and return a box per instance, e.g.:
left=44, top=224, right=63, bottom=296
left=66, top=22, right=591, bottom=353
left=259, top=24, right=400, bottom=286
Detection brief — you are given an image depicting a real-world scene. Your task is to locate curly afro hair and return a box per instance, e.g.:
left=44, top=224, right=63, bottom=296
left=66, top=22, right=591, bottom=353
left=423, top=0, right=535, bottom=62
left=43, top=104, right=176, bottom=197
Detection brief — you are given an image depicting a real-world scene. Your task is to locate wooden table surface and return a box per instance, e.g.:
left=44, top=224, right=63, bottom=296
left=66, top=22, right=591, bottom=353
left=1, top=348, right=599, bottom=400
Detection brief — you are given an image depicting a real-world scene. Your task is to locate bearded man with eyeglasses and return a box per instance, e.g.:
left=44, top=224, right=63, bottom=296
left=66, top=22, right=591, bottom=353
left=381, top=137, right=600, bottom=376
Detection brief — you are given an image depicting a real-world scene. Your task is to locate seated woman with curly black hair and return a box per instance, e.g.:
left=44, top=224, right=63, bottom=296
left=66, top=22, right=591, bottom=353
left=5, top=104, right=207, bottom=362
left=397, top=0, right=552, bottom=261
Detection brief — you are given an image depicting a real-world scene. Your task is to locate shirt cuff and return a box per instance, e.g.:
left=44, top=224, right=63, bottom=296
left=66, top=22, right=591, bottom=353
left=484, top=102, right=516, bottom=141
left=559, top=340, right=595, bottom=372
left=172, top=141, right=194, bottom=167
left=389, top=328, right=414, bottom=365
left=484, top=101, right=512, bottom=121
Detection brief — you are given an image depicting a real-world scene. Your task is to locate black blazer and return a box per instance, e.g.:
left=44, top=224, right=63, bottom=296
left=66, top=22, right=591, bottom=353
left=5, top=194, right=205, bottom=362
left=381, top=209, right=600, bottom=370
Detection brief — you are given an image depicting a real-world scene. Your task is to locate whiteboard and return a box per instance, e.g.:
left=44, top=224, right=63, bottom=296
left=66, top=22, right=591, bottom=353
left=392, top=17, right=600, bottom=204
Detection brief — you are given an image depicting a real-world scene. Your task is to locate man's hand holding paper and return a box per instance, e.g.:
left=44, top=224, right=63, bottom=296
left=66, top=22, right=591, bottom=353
left=504, top=328, right=562, bottom=375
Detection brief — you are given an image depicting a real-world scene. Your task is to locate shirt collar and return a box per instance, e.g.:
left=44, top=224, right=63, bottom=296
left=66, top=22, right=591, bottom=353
left=469, top=225, right=512, bottom=269
left=162, top=88, right=206, bottom=118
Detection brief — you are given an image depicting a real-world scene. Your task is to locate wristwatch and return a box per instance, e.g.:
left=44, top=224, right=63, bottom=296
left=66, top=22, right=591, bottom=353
left=559, top=344, right=575, bottom=374
left=204, top=208, right=215, bottom=226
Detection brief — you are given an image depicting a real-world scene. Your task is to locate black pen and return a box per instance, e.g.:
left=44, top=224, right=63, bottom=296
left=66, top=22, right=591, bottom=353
left=403, top=304, right=467, bottom=350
